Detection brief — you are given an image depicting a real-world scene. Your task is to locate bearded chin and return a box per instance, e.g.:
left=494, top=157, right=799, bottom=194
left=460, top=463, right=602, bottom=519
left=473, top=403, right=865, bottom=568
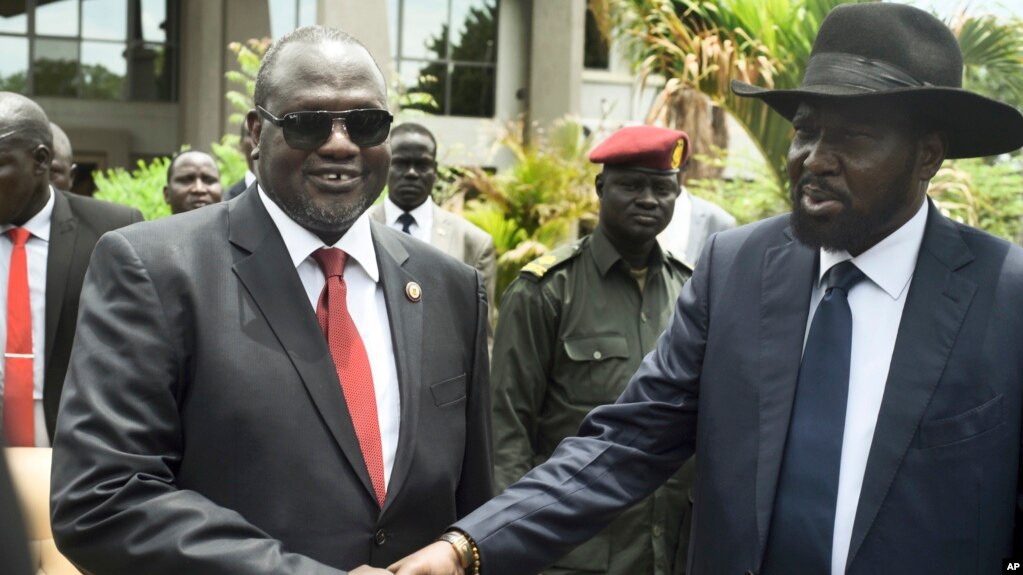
left=789, top=202, right=873, bottom=252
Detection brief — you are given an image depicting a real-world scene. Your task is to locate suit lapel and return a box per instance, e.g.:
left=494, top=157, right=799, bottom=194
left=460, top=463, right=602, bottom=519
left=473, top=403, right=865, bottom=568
left=229, top=187, right=377, bottom=501
left=846, top=206, right=976, bottom=567
left=371, top=223, right=424, bottom=515
left=755, top=228, right=817, bottom=560
left=44, top=191, right=77, bottom=362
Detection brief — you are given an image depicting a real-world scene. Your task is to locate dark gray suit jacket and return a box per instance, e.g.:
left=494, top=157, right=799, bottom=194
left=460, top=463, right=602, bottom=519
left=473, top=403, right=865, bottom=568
left=456, top=203, right=1023, bottom=575
left=43, top=190, right=143, bottom=440
left=50, top=187, right=493, bottom=574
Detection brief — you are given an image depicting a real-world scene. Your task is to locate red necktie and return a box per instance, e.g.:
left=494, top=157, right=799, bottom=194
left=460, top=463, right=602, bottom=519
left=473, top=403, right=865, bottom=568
left=4, top=228, right=34, bottom=446
left=312, top=248, right=386, bottom=507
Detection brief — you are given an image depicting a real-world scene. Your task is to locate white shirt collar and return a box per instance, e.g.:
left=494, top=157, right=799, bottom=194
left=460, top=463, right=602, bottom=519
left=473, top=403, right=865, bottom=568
left=818, top=199, right=928, bottom=300
left=383, top=196, right=434, bottom=229
left=256, top=185, right=379, bottom=282
left=244, top=170, right=257, bottom=187
left=1, top=185, right=54, bottom=242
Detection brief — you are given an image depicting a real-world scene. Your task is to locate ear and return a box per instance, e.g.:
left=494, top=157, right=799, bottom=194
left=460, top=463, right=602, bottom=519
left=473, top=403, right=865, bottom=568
left=917, top=130, right=947, bottom=181
left=33, top=145, right=52, bottom=175
left=595, top=173, right=605, bottom=199
left=69, top=163, right=78, bottom=185
left=247, top=109, right=262, bottom=161
left=163, top=185, right=171, bottom=203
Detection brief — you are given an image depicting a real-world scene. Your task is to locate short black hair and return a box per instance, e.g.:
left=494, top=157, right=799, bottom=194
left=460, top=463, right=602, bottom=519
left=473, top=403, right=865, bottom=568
left=391, top=122, right=437, bottom=155
left=253, top=25, right=383, bottom=108
left=166, top=150, right=220, bottom=184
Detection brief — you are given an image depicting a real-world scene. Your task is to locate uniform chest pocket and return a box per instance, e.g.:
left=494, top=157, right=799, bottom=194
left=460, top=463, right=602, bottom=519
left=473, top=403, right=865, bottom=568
left=561, top=334, right=631, bottom=404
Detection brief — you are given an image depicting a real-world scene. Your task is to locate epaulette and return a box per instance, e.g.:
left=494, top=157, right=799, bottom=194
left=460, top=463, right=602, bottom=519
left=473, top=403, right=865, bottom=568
left=519, top=242, right=583, bottom=280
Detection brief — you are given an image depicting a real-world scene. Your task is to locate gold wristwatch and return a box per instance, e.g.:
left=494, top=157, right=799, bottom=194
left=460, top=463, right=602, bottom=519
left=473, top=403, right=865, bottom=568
left=436, top=529, right=480, bottom=574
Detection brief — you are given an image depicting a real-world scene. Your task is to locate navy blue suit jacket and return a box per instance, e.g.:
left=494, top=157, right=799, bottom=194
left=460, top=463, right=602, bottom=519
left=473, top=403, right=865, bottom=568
left=457, top=203, right=1023, bottom=575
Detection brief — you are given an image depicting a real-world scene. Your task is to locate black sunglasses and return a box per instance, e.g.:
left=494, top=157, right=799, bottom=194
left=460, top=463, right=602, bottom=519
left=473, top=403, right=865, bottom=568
left=256, top=105, right=393, bottom=150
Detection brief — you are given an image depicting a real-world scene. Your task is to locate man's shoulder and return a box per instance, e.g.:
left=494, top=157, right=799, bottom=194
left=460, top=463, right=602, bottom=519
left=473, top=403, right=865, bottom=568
left=62, top=190, right=142, bottom=228
left=518, top=238, right=586, bottom=283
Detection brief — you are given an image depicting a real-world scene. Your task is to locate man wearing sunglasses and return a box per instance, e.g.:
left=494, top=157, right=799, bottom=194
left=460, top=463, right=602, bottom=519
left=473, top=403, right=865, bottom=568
left=51, top=26, right=492, bottom=575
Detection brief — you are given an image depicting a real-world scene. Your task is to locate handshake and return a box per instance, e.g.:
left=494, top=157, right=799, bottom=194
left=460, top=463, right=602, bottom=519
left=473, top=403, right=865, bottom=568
left=350, top=540, right=468, bottom=575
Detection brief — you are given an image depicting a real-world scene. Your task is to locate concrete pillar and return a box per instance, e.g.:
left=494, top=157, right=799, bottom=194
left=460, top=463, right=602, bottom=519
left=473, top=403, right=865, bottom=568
left=222, top=0, right=271, bottom=136
left=179, top=0, right=226, bottom=152
left=316, top=0, right=393, bottom=80
left=527, top=0, right=584, bottom=136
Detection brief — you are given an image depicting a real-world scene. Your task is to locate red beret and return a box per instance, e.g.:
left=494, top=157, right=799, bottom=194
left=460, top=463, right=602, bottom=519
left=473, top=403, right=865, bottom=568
left=589, top=126, right=691, bottom=172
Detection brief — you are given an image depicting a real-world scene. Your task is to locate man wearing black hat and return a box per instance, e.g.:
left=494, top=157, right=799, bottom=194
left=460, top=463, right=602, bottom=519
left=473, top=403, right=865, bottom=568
left=391, top=4, right=1023, bottom=575
left=490, top=125, right=694, bottom=575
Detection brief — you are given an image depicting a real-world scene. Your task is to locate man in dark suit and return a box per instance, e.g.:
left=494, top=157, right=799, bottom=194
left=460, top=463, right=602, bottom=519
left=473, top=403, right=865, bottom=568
left=393, top=5, right=1023, bottom=575
left=0, top=93, right=142, bottom=447
left=50, top=25, right=492, bottom=575
left=224, top=120, right=257, bottom=200
left=0, top=437, right=32, bottom=575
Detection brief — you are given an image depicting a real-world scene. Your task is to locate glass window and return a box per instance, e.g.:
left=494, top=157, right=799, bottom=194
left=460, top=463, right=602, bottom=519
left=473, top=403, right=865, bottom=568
left=36, top=0, right=80, bottom=37
left=141, top=0, right=167, bottom=42
left=0, top=1, right=28, bottom=34
left=82, top=0, right=127, bottom=40
left=298, top=0, right=315, bottom=27
left=81, top=41, right=125, bottom=99
left=34, top=38, right=79, bottom=97
left=584, top=7, right=609, bottom=70
left=392, top=0, right=498, bottom=117
left=0, top=1, right=177, bottom=101
left=0, top=36, right=29, bottom=92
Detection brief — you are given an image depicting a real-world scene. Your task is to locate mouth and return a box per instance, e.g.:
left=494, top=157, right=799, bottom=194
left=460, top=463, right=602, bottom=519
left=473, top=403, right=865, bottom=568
left=307, top=167, right=364, bottom=192
left=798, top=184, right=845, bottom=217
left=631, top=213, right=662, bottom=226
left=188, top=199, right=212, bottom=209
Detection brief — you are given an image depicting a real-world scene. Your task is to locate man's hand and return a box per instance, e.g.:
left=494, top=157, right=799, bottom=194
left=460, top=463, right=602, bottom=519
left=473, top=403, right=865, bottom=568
left=388, top=541, right=463, bottom=575
left=351, top=566, right=393, bottom=575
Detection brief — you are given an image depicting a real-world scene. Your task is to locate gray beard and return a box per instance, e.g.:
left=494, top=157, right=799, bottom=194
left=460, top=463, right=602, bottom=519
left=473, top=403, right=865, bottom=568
left=263, top=186, right=372, bottom=238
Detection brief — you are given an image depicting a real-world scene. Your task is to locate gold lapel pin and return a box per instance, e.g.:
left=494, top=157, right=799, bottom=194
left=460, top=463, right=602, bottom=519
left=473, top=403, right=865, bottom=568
left=405, top=281, right=422, bottom=302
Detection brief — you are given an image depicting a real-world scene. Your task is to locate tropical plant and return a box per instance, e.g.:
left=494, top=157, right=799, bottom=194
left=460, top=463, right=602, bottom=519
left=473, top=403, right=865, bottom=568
left=449, top=118, right=602, bottom=305
left=954, top=13, right=1023, bottom=113
left=94, top=156, right=173, bottom=221
left=930, top=157, right=1023, bottom=241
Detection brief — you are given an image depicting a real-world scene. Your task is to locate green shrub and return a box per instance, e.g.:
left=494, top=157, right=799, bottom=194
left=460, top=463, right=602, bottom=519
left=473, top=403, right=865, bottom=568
left=94, top=156, right=172, bottom=221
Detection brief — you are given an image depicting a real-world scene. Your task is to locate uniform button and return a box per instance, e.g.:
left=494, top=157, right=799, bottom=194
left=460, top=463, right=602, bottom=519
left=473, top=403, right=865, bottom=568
left=374, top=529, right=387, bottom=546
left=593, top=350, right=602, bottom=360
left=652, top=524, right=663, bottom=537
left=641, top=312, right=648, bottom=322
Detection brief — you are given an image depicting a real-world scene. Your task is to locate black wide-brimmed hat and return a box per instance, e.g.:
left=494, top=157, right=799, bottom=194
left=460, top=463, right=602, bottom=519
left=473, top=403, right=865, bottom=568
left=731, top=2, right=1023, bottom=158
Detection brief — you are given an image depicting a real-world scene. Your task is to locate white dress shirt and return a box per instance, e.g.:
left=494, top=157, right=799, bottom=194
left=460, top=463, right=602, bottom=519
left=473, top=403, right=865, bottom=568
left=383, top=196, right=434, bottom=243
left=258, top=187, right=400, bottom=487
left=802, top=200, right=928, bottom=575
left=244, top=170, right=257, bottom=188
left=0, top=187, right=55, bottom=447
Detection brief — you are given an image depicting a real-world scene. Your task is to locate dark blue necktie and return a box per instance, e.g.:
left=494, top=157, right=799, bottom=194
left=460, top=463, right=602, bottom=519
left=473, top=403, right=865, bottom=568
left=397, top=212, right=415, bottom=234
left=762, top=260, right=866, bottom=574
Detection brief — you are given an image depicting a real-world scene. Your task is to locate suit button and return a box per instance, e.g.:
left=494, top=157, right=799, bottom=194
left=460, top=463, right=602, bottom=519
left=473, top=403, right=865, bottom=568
left=745, top=570, right=756, bottom=575
left=375, top=529, right=387, bottom=546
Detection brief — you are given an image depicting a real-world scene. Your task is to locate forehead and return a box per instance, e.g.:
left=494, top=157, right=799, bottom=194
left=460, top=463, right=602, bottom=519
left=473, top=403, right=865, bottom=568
left=267, top=41, right=386, bottom=112
left=172, top=153, right=218, bottom=174
left=391, top=132, right=435, bottom=156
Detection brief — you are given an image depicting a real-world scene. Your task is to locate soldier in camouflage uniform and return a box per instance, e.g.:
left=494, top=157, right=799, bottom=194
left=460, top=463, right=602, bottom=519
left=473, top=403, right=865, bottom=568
left=492, top=126, right=696, bottom=575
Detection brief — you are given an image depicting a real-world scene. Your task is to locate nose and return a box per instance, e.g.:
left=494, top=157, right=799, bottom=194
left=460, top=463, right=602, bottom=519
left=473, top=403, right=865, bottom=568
left=190, top=178, right=212, bottom=195
left=801, top=140, right=839, bottom=176
left=319, top=118, right=360, bottom=157
left=634, top=186, right=658, bottom=208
